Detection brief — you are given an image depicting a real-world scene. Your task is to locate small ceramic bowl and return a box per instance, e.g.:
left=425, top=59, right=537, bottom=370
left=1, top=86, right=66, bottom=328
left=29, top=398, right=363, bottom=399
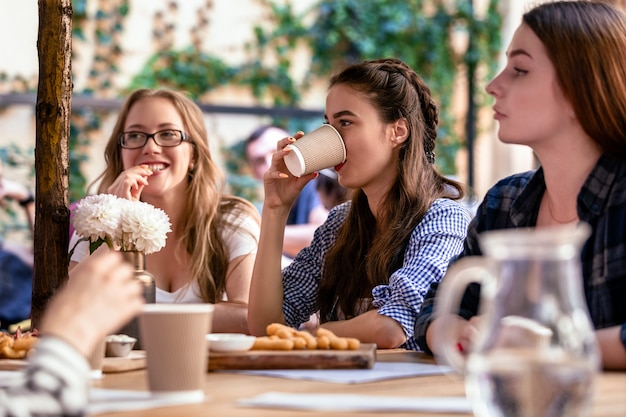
left=206, top=333, right=256, bottom=353
left=105, top=334, right=137, bottom=357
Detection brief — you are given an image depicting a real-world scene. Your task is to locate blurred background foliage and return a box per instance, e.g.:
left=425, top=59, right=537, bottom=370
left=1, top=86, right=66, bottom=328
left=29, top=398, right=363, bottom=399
left=0, top=146, right=34, bottom=236
left=1, top=0, right=501, bottom=205
left=128, top=0, right=502, bottom=176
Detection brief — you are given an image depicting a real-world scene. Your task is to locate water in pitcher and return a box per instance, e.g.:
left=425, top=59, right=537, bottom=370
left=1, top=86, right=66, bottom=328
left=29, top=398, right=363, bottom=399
left=467, top=348, right=595, bottom=417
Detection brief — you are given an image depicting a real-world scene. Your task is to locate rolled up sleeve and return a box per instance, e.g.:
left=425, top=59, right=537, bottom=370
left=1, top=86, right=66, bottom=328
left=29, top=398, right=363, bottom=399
left=375, top=199, right=470, bottom=351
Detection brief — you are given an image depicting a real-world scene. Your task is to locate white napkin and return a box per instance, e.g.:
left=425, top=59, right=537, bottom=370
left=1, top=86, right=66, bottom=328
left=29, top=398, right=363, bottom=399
left=0, top=370, right=24, bottom=387
left=88, top=388, right=206, bottom=415
left=228, top=361, right=451, bottom=384
left=239, top=392, right=472, bottom=413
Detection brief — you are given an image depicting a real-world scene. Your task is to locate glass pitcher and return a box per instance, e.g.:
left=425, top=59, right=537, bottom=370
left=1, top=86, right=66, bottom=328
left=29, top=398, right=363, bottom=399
left=434, top=223, right=599, bottom=417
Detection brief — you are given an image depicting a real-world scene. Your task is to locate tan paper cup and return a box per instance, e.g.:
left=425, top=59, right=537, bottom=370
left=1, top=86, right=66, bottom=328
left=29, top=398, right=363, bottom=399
left=284, top=124, right=346, bottom=177
left=139, top=304, right=214, bottom=399
left=88, top=338, right=106, bottom=379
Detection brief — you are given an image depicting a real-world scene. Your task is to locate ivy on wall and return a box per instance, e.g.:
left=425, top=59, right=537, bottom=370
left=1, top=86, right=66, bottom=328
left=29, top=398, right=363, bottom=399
left=130, top=0, right=502, bottom=175
left=256, top=0, right=502, bottom=173
left=69, top=0, right=129, bottom=200
left=129, top=49, right=236, bottom=98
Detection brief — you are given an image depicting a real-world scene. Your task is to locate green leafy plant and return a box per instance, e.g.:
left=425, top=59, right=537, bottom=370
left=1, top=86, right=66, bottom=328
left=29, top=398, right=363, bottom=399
left=130, top=0, right=502, bottom=175
left=1, top=0, right=502, bottom=203
left=0, top=145, right=34, bottom=237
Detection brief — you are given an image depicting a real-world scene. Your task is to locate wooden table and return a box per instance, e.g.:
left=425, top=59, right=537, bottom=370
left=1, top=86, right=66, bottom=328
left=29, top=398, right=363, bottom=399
left=93, top=350, right=626, bottom=417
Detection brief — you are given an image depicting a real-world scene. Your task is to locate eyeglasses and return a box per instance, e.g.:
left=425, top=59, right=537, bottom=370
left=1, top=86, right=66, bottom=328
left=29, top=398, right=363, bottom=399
left=118, top=129, right=191, bottom=149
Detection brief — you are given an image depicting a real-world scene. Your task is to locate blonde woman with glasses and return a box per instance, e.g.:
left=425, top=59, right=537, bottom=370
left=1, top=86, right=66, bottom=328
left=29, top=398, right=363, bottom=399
left=69, top=89, right=260, bottom=334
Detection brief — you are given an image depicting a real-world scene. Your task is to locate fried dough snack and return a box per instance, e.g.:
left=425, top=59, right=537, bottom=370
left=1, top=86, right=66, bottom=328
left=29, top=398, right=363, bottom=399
left=0, top=328, right=39, bottom=359
left=251, top=323, right=360, bottom=351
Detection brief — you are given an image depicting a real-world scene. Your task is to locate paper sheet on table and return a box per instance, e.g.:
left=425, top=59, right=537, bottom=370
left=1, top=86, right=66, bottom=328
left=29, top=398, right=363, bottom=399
left=1, top=373, right=206, bottom=415
left=88, top=388, right=206, bottom=415
left=239, top=392, right=472, bottom=414
left=228, top=361, right=452, bottom=384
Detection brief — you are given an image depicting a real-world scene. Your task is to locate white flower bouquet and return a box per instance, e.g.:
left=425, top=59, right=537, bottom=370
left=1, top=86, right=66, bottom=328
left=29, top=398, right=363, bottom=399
left=71, top=194, right=171, bottom=255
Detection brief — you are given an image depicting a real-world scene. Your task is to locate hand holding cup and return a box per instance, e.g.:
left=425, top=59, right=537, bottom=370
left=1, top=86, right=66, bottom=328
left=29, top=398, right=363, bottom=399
left=283, top=124, right=346, bottom=177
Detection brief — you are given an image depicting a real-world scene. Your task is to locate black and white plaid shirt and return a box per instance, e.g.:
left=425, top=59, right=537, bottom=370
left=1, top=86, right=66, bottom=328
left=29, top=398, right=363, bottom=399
left=282, top=198, right=471, bottom=351
left=416, top=154, right=626, bottom=353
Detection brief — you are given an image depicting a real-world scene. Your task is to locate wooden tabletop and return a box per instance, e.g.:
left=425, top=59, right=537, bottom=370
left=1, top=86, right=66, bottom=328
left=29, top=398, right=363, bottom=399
left=92, top=350, right=626, bottom=417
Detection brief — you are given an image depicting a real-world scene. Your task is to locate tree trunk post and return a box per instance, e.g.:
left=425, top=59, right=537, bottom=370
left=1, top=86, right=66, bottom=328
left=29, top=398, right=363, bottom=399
left=32, top=0, right=73, bottom=328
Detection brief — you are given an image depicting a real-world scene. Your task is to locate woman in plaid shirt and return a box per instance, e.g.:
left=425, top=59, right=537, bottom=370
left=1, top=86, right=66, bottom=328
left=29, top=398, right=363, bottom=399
left=416, top=0, right=626, bottom=370
left=248, top=58, right=471, bottom=349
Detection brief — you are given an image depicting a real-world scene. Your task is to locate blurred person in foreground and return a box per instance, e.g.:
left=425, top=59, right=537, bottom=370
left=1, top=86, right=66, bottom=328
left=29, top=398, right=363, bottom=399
left=0, top=249, right=143, bottom=416
left=415, top=0, right=626, bottom=370
left=245, top=125, right=328, bottom=259
left=248, top=58, right=470, bottom=349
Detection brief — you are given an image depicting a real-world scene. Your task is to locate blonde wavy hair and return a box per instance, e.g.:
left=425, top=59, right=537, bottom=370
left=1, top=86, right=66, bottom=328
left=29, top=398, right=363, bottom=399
left=94, top=89, right=259, bottom=302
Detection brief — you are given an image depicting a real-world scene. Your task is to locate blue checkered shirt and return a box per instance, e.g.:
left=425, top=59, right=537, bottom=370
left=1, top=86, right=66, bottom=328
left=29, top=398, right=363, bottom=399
left=282, top=198, right=471, bottom=351
left=415, top=154, right=626, bottom=353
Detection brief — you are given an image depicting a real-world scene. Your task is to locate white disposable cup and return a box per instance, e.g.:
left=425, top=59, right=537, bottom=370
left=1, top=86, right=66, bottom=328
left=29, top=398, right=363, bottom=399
left=139, top=304, right=214, bottom=398
left=284, top=124, right=346, bottom=177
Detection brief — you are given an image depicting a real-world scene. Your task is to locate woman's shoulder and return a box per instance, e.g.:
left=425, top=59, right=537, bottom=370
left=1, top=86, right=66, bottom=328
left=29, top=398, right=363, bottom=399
left=326, top=200, right=351, bottom=222
left=429, top=197, right=472, bottom=217
left=421, top=198, right=472, bottom=231
left=220, top=196, right=261, bottom=221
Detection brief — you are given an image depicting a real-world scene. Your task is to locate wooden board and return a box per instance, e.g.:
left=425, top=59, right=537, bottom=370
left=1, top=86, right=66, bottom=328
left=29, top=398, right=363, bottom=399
left=0, top=359, right=27, bottom=371
left=0, top=351, right=146, bottom=373
left=208, top=343, right=376, bottom=371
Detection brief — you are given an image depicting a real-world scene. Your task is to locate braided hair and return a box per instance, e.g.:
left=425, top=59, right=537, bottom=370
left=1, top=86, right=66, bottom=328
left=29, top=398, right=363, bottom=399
left=317, top=58, right=464, bottom=322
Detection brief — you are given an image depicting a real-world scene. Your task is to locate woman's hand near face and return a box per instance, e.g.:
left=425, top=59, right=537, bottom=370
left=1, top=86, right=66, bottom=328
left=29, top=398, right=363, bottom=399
left=262, top=133, right=317, bottom=213
left=106, top=165, right=153, bottom=201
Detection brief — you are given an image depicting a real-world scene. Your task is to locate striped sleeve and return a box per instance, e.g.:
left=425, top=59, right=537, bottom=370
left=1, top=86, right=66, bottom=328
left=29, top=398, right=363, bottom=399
left=1, top=336, right=90, bottom=417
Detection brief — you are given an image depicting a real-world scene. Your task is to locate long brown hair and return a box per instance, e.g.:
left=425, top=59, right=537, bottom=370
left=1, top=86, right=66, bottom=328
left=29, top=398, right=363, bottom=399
left=524, top=1, right=626, bottom=159
left=95, top=89, right=259, bottom=302
left=318, top=59, right=464, bottom=321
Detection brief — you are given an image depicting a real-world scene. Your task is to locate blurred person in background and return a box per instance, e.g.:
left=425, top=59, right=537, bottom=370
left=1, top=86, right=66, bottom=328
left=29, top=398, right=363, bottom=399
left=0, top=161, right=34, bottom=330
left=316, top=168, right=350, bottom=210
left=245, top=125, right=329, bottom=259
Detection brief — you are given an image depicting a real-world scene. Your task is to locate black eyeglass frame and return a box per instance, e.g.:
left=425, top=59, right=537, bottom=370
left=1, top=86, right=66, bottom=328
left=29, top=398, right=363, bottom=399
left=118, top=129, right=191, bottom=149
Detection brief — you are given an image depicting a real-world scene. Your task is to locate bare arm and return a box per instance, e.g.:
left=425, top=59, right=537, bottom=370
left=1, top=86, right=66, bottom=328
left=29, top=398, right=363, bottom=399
left=426, top=316, right=626, bottom=371
left=211, top=253, right=255, bottom=334
left=248, top=207, right=290, bottom=335
left=596, top=325, right=626, bottom=370
left=320, top=310, right=407, bottom=348
left=248, top=133, right=314, bottom=335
